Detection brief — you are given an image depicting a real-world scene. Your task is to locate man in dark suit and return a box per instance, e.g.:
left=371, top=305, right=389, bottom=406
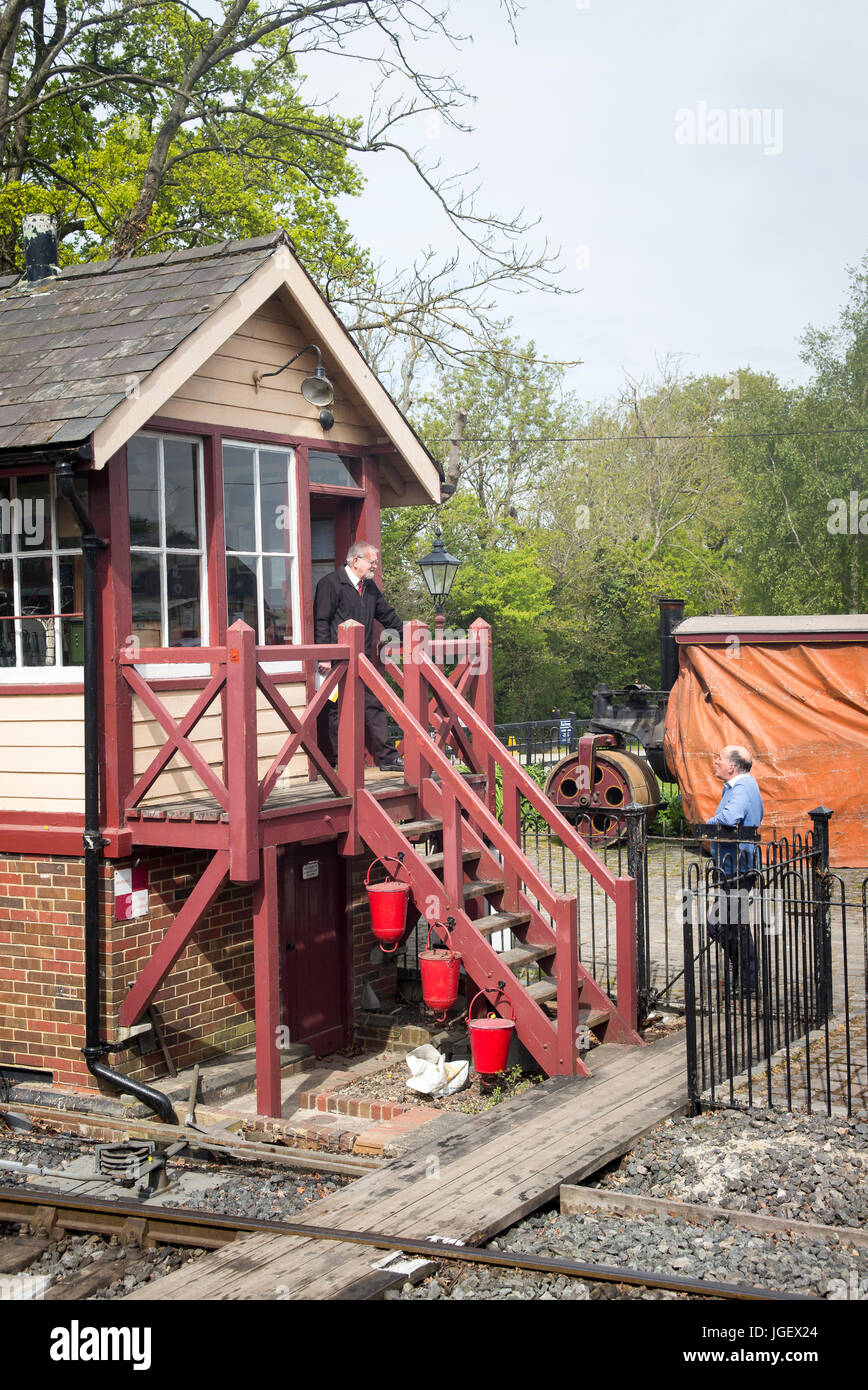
left=314, top=540, right=403, bottom=771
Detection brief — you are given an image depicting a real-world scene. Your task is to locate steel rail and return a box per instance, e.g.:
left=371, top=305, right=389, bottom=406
left=1, top=1104, right=382, bottom=1177
left=0, top=1186, right=818, bottom=1301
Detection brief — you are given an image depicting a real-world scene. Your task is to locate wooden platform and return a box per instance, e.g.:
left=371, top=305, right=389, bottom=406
left=126, top=1033, right=687, bottom=1301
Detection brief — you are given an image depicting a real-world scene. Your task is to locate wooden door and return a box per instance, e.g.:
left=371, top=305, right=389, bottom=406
left=280, top=842, right=348, bottom=1054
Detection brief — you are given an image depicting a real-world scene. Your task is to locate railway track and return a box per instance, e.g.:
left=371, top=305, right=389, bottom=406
left=0, top=1185, right=819, bottom=1301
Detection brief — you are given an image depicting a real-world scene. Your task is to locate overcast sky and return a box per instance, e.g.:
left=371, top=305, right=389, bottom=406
left=301, top=0, right=868, bottom=406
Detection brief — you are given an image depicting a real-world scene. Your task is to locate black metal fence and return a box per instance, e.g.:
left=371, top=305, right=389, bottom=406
left=493, top=714, right=581, bottom=766
left=393, top=775, right=866, bottom=1117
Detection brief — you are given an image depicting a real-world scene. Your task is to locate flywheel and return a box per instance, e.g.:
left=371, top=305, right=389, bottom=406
left=544, top=746, right=660, bottom=845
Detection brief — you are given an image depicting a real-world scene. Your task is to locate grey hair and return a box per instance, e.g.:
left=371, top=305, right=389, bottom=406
left=346, top=540, right=377, bottom=564
left=725, top=745, right=753, bottom=774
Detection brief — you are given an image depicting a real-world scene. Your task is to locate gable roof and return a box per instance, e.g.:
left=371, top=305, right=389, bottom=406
left=0, top=231, right=441, bottom=501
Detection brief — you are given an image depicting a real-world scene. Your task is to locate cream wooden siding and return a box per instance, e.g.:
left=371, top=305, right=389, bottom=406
left=0, top=694, right=85, bottom=812
left=161, top=295, right=378, bottom=448
left=133, top=683, right=310, bottom=805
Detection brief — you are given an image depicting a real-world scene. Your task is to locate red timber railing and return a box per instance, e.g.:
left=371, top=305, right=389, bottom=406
left=357, top=620, right=642, bottom=1077
left=116, top=621, right=358, bottom=1065
left=116, top=615, right=640, bottom=1099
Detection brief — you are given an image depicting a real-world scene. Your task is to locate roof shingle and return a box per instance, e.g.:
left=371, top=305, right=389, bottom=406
left=0, top=231, right=288, bottom=452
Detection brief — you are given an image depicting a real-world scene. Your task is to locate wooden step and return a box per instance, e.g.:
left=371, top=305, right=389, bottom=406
left=527, top=979, right=558, bottom=1006
left=463, top=878, right=505, bottom=901
left=422, top=848, right=482, bottom=872
left=497, top=944, right=555, bottom=970
left=474, top=911, right=532, bottom=937
left=396, top=818, right=442, bottom=839
left=537, top=996, right=611, bottom=1031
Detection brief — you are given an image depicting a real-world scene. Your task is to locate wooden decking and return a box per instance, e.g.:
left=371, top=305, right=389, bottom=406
left=126, top=1033, right=687, bottom=1301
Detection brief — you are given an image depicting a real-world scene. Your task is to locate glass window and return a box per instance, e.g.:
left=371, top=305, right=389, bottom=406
left=308, top=451, right=360, bottom=488
left=310, top=515, right=335, bottom=590
left=128, top=433, right=206, bottom=650
left=0, top=474, right=87, bottom=673
left=223, top=443, right=298, bottom=644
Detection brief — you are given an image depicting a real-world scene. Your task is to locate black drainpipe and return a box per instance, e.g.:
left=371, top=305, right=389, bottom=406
left=56, top=458, right=176, bottom=1123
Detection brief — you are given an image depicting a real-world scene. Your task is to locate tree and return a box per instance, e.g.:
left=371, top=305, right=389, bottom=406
left=0, top=1, right=568, bottom=379
left=721, top=263, right=868, bottom=616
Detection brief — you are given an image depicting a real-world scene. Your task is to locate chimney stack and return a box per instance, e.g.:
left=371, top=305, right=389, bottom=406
left=659, top=597, right=686, bottom=692
left=23, top=214, right=60, bottom=284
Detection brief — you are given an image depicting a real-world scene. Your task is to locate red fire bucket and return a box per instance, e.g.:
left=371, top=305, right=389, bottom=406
left=365, top=854, right=410, bottom=954
left=419, top=918, right=462, bottom=1020
left=467, top=987, right=515, bottom=1075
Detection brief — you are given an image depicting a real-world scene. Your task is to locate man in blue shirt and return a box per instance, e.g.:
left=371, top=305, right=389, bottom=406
left=707, top=745, right=764, bottom=993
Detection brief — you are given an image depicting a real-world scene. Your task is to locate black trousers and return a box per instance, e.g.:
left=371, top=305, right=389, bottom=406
left=707, top=868, right=758, bottom=989
left=325, top=688, right=393, bottom=764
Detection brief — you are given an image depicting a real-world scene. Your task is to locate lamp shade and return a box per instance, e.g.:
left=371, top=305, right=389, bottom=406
left=417, top=530, right=461, bottom=599
left=301, top=365, right=334, bottom=406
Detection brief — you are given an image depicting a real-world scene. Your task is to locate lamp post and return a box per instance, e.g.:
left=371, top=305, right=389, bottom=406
left=417, top=529, right=461, bottom=639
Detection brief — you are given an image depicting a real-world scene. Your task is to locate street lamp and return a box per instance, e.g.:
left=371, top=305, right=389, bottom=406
left=417, top=528, right=461, bottom=635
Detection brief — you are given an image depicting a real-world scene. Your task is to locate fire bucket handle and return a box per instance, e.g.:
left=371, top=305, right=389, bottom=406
left=364, top=852, right=407, bottom=891
left=467, top=982, right=514, bottom=1024
left=425, top=915, right=456, bottom=959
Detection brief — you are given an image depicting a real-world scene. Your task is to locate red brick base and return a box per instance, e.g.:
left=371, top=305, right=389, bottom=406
left=1, top=841, right=404, bottom=1095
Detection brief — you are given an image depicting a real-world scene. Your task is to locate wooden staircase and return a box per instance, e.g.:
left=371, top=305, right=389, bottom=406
left=355, top=621, right=643, bottom=1079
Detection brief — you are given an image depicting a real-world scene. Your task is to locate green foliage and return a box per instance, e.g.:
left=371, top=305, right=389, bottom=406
left=0, top=2, right=372, bottom=284
left=493, top=762, right=551, bottom=831
left=718, top=279, right=868, bottom=614
left=651, top=786, right=687, bottom=836
left=481, top=1063, right=542, bottom=1109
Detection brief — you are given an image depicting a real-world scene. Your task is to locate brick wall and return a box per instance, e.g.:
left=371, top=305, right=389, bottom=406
left=349, top=851, right=399, bottom=1016
left=0, top=856, right=87, bottom=1086
left=0, top=847, right=256, bottom=1091
left=2, top=840, right=416, bottom=1094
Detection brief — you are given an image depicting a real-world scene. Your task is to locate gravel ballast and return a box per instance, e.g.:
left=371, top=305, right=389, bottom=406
left=0, top=1128, right=356, bottom=1299
left=390, top=1106, right=868, bottom=1301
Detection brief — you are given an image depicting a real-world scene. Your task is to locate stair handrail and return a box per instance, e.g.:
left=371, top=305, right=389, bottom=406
left=358, top=650, right=609, bottom=918
left=416, top=651, right=630, bottom=894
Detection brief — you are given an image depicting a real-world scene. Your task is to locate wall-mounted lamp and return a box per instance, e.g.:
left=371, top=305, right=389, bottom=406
left=253, top=343, right=335, bottom=407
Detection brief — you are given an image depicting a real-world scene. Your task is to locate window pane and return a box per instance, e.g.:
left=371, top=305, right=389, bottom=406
left=19, top=554, right=53, bottom=615
left=164, top=440, right=199, bottom=549
left=56, top=476, right=88, bottom=551
left=0, top=477, right=10, bottom=555
left=128, top=436, right=160, bottom=547
left=311, top=516, right=335, bottom=561
left=58, top=555, right=83, bottom=615
left=308, top=451, right=359, bottom=488
left=262, top=556, right=292, bottom=643
left=226, top=554, right=259, bottom=634
left=14, top=476, right=51, bottom=553
left=59, top=555, right=84, bottom=666
left=167, top=555, right=202, bottom=646
left=0, top=558, right=14, bottom=665
left=130, top=552, right=162, bottom=647
left=259, top=451, right=290, bottom=555
left=61, top=618, right=84, bottom=666
left=19, top=554, right=54, bottom=666
left=223, top=445, right=256, bottom=552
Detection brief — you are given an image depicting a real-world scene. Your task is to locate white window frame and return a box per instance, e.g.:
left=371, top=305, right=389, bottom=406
left=128, top=432, right=209, bottom=682
left=223, top=440, right=301, bottom=675
left=0, top=474, right=87, bottom=685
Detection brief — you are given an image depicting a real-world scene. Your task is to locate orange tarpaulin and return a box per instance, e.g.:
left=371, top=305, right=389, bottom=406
left=663, top=640, right=868, bottom=868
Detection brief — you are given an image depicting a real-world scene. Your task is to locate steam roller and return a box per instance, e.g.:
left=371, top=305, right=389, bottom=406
left=544, top=733, right=660, bottom=845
